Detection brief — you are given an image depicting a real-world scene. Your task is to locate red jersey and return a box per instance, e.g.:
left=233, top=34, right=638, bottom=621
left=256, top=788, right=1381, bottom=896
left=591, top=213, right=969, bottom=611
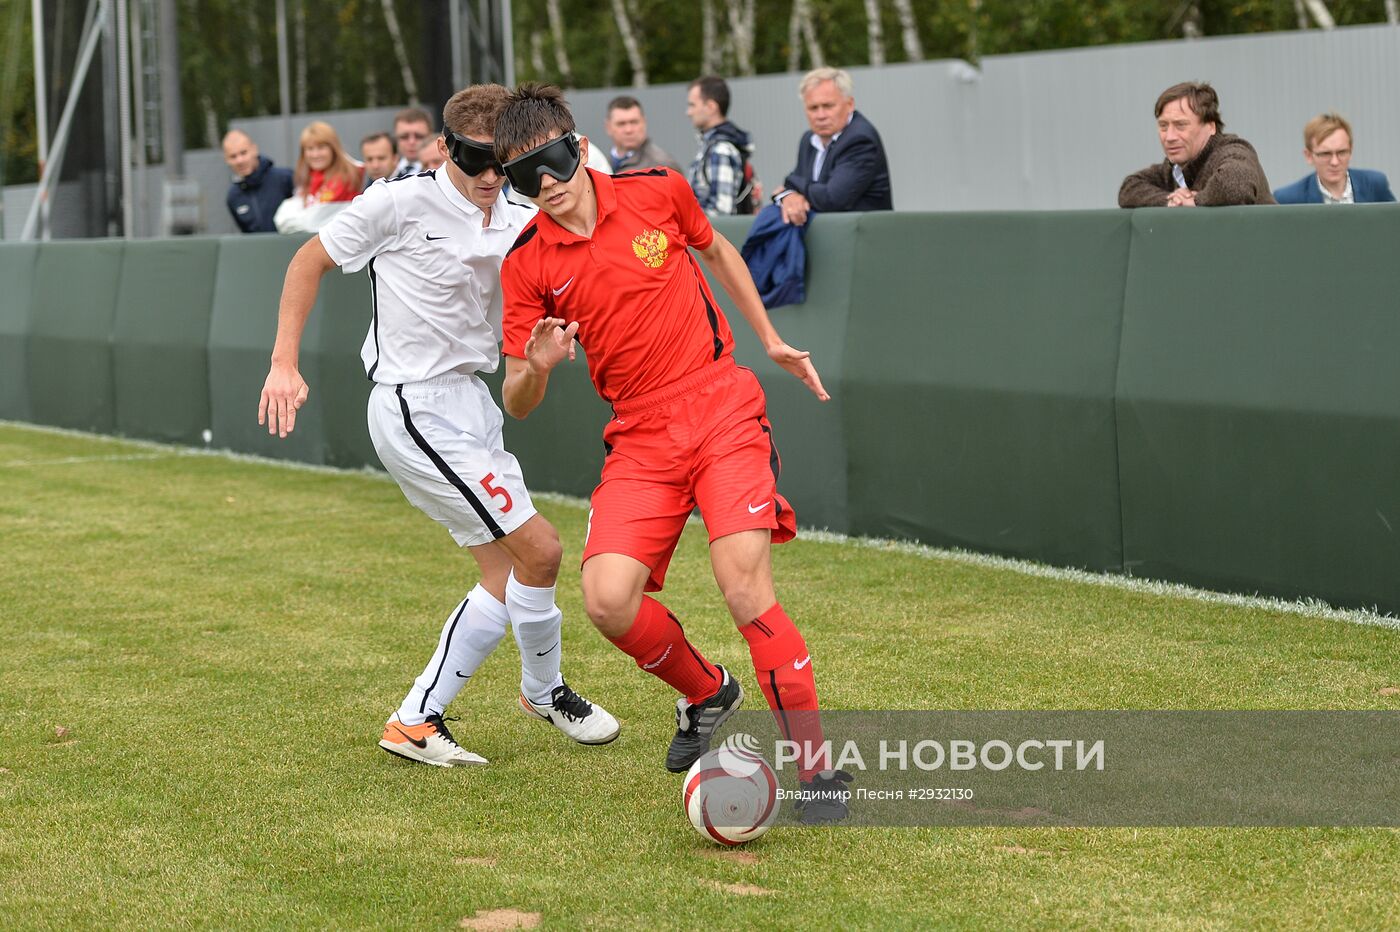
left=501, top=168, right=736, bottom=403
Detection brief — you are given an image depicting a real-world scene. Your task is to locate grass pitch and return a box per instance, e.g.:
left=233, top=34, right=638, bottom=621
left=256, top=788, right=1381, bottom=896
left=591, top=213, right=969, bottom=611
left=1, top=423, right=1398, bottom=929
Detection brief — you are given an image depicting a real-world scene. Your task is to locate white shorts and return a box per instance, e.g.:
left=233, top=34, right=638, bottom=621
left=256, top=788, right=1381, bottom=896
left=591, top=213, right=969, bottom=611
left=368, top=372, right=536, bottom=547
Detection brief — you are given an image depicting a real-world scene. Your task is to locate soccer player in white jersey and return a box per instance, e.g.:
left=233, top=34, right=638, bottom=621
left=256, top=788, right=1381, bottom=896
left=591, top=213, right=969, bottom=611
left=257, top=84, right=618, bottom=767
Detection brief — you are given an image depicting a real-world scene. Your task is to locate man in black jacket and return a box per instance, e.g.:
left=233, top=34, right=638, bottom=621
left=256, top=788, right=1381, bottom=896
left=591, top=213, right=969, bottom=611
left=773, top=67, right=893, bottom=226
left=223, top=130, right=294, bottom=233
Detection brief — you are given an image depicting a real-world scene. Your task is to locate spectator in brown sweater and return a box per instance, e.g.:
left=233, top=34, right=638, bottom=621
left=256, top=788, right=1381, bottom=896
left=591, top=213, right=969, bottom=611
left=1119, top=82, right=1274, bottom=208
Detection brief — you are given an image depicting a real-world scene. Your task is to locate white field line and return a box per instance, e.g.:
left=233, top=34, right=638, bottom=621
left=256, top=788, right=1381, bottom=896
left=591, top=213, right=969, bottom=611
left=4, top=420, right=1397, bottom=633
left=1, top=452, right=177, bottom=468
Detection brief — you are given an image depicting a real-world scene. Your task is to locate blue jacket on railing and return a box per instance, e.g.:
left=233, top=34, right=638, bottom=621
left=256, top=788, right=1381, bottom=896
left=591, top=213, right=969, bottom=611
left=227, top=156, right=295, bottom=233
left=739, top=203, right=808, bottom=309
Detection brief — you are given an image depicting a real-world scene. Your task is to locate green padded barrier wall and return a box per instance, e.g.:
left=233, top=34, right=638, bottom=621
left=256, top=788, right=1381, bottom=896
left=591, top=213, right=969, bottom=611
left=310, top=260, right=379, bottom=469
left=702, top=214, right=855, bottom=534
left=1117, top=206, right=1400, bottom=614
left=112, top=239, right=219, bottom=444
left=842, top=211, right=1130, bottom=571
left=0, top=244, right=39, bottom=423
left=207, top=235, right=329, bottom=464
left=28, top=240, right=125, bottom=432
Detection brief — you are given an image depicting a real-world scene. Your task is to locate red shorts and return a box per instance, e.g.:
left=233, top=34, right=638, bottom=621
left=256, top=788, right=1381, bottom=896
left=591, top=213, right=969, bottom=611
left=582, top=357, right=797, bottom=592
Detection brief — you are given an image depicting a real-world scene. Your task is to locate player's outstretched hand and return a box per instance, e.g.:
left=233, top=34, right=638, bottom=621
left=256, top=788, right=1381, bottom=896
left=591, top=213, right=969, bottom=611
left=767, top=342, right=830, bottom=401
left=524, top=317, right=579, bottom=375
left=258, top=364, right=310, bottom=438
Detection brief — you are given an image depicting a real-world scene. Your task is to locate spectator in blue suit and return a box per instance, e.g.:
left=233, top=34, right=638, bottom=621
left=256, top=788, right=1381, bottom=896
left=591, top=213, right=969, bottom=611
left=1274, top=113, right=1395, bottom=205
left=772, top=67, right=892, bottom=226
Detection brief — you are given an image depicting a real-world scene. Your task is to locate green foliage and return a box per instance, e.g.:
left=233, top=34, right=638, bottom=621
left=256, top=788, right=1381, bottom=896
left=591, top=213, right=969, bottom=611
left=1, top=0, right=1395, bottom=173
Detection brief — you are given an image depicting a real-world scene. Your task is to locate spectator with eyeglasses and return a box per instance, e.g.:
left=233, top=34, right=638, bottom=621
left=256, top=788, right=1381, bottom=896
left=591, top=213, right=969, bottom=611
left=392, top=107, right=436, bottom=180
left=1274, top=113, right=1395, bottom=205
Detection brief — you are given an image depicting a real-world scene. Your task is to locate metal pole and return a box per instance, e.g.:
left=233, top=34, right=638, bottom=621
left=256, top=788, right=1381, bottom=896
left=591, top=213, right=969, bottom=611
left=117, top=0, right=133, bottom=238
left=276, top=0, right=291, bottom=163
left=501, top=0, right=515, bottom=85
left=21, top=1, right=107, bottom=241
left=449, top=0, right=463, bottom=89
left=158, top=0, right=183, bottom=176
left=130, top=0, right=147, bottom=237
left=30, top=0, right=50, bottom=239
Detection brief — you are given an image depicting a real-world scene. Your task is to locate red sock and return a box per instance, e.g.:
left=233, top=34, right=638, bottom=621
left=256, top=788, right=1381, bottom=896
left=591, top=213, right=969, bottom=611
left=740, top=603, right=828, bottom=782
left=607, top=597, right=721, bottom=704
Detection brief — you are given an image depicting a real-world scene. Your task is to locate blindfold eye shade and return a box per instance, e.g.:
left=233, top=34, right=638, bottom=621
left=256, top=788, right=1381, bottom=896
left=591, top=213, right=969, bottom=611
left=446, top=133, right=504, bottom=177
left=501, top=134, right=582, bottom=197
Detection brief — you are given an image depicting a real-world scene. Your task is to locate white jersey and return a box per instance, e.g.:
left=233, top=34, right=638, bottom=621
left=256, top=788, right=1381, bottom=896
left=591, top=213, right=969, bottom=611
left=319, top=169, right=535, bottom=384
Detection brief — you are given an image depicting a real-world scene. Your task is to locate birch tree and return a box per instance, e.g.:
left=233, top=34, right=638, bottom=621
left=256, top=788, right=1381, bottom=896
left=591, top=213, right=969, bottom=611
left=545, top=0, right=574, bottom=87
left=891, top=0, right=924, bottom=61
left=379, top=0, right=418, bottom=102
left=701, top=0, right=719, bottom=75
left=294, top=0, right=307, bottom=113
left=725, top=0, right=756, bottom=76
left=610, top=0, right=648, bottom=86
left=864, top=0, right=886, bottom=66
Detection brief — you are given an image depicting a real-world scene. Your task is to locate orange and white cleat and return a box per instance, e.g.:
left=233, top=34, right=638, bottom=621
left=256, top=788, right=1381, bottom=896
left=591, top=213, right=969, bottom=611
left=518, top=680, right=620, bottom=746
left=379, top=713, right=488, bottom=767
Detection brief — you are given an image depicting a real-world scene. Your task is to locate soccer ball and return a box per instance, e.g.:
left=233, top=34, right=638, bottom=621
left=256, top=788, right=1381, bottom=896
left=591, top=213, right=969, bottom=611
left=682, top=733, right=780, bottom=846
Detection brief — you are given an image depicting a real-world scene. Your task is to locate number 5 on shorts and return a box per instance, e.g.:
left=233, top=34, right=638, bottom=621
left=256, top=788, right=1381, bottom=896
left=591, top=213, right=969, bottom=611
left=480, top=472, right=514, bottom=513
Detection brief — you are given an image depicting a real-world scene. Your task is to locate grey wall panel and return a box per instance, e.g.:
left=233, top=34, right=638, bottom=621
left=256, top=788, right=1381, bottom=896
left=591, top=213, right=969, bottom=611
left=28, top=241, right=125, bottom=432
left=112, top=239, right=219, bottom=443
left=0, top=244, right=40, bottom=421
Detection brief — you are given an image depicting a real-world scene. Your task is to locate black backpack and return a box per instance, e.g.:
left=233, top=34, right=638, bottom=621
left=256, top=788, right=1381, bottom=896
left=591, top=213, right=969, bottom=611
left=700, top=130, right=757, bottom=215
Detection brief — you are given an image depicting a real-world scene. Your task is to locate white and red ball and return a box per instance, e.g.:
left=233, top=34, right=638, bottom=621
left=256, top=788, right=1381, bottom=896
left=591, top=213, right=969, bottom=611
left=682, top=733, right=779, bottom=846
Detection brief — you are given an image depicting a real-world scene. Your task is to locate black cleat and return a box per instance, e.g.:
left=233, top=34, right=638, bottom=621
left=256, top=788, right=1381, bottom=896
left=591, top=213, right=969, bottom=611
left=665, top=665, right=743, bottom=773
left=796, top=769, right=855, bottom=824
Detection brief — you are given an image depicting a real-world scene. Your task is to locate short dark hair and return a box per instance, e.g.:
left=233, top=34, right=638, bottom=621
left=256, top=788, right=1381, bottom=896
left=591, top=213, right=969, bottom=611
left=689, top=75, right=730, bottom=118
left=495, top=83, right=576, bottom=160
left=607, top=95, right=643, bottom=116
left=1154, top=82, right=1224, bottom=133
left=393, top=107, right=434, bottom=130
left=442, top=84, right=510, bottom=137
left=360, top=131, right=396, bottom=153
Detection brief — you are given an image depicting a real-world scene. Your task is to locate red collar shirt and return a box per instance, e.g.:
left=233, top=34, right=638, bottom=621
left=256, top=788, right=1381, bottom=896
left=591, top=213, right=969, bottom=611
left=501, top=168, right=735, bottom=403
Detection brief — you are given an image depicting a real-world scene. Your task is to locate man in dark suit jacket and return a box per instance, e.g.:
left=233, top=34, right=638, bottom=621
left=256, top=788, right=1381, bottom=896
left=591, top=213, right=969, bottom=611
left=1273, top=112, right=1396, bottom=205
left=773, top=67, right=892, bottom=226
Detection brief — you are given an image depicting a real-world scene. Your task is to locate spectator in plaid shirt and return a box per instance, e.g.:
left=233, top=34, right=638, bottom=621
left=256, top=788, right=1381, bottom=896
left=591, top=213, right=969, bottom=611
left=685, top=75, right=757, bottom=216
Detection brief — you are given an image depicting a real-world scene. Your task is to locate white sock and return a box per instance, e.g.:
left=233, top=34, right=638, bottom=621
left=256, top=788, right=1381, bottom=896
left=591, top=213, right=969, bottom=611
left=395, top=585, right=509, bottom=726
left=506, top=570, right=565, bottom=705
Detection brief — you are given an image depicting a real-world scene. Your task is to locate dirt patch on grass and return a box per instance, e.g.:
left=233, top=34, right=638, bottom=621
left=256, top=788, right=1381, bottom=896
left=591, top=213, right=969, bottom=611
left=697, top=848, right=760, bottom=865
left=1379, top=687, right=1400, bottom=697
left=997, top=844, right=1051, bottom=855
left=458, top=908, right=540, bottom=930
left=706, top=880, right=774, bottom=896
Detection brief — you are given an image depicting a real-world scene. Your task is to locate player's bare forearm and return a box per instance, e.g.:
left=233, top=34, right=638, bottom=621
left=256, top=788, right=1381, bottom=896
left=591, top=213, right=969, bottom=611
left=502, top=356, right=549, bottom=419
left=270, top=236, right=335, bottom=367
left=695, top=234, right=830, bottom=401
left=695, top=233, right=780, bottom=350
left=503, top=317, right=579, bottom=418
left=259, top=235, right=335, bottom=437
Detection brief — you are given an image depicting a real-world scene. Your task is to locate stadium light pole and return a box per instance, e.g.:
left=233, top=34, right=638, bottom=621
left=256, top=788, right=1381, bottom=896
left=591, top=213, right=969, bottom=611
left=30, top=0, right=50, bottom=239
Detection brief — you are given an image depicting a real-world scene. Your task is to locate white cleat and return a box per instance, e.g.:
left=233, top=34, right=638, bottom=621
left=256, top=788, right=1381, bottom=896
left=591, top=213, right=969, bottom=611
left=518, top=681, right=621, bottom=746
left=379, top=714, right=488, bottom=767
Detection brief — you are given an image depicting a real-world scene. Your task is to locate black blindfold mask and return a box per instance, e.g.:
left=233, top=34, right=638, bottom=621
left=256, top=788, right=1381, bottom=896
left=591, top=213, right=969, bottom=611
left=502, top=134, right=582, bottom=198
left=446, top=133, right=504, bottom=177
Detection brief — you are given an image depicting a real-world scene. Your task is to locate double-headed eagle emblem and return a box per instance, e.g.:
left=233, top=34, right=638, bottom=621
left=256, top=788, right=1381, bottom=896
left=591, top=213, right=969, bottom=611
left=632, top=229, right=669, bottom=268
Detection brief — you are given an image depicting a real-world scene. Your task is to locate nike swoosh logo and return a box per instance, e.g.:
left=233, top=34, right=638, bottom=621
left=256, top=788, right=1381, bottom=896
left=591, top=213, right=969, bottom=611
left=747, top=501, right=772, bottom=514
left=642, top=644, right=673, bottom=670
left=552, top=277, right=574, bottom=296
left=535, top=640, right=559, bottom=657
left=793, top=655, right=812, bottom=671
left=392, top=725, right=428, bottom=748
left=455, top=671, right=472, bottom=679
left=426, top=234, right=449, bottom=241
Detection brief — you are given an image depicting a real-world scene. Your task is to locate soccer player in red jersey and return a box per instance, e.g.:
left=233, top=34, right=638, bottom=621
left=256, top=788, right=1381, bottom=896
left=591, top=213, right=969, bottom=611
left=495, top=84, right=849, bottom=822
